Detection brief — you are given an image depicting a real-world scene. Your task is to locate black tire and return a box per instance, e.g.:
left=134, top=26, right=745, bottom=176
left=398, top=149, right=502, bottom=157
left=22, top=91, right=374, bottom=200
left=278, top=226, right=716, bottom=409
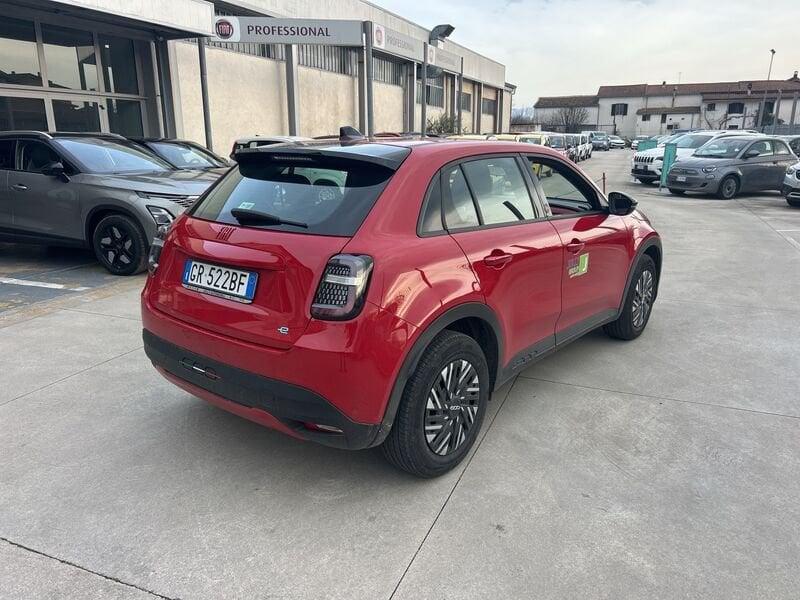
left=668, top=188, right=685, bottom=195
left=382, top=330, right=490, bottom=478
left=92, top=214, right=148, bottom=276
left=716, top=175, right=739, bottom=199
left=604, top=255, right=657, bottom=341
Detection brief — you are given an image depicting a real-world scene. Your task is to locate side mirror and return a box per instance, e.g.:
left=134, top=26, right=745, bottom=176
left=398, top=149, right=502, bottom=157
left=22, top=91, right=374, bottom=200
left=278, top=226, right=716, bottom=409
left=743, top=149, right=760, bottom=159
left=42, top=161, right=67, bottom=180
left=608, top=191, right=638, bottom=216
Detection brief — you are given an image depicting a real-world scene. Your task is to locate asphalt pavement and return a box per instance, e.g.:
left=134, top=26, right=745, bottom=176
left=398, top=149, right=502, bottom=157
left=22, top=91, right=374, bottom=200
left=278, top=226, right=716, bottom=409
left=1, top=149, right=799, bottom=599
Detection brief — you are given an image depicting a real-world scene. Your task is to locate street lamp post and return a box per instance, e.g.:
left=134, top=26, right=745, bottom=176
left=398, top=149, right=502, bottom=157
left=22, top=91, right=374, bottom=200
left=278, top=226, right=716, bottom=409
left=421, top=24, right=454, bottom=137
left=760, top=49, right=777, bottom=128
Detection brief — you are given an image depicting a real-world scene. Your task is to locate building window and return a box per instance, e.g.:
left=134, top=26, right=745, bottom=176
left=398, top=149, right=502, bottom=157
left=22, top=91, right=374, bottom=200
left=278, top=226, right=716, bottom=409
left=460, top=91, right=472, bottom=111
left=0, top=17, right=42, bottom=86
left=298, top=44, right=358, bottom=76
left=641, top=114, right=650, bottom=121
left=0, top=96, right=48, bottom=130
left=611, top=103, right=628, bottom=116
left=706, top=103, right=716, bottom=111
left=41, top=24, right=99, bottom=91
left=100, top=35, right=140, bottom=95
left=661, top=114, right=667, bottom=124
left=417, top=74, right=444, bottom=108
left=728, top=102, right=744, bottom=114
left=373, top=55, right=402, bottom=86
left=481, top=97, right=497, bottom=115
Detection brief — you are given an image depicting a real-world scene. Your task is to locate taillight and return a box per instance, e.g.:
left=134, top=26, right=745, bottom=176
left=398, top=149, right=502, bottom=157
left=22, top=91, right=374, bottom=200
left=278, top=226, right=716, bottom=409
left=147, top=225, right=169, bottom=274
left=311, top=254, right=373, bottom=321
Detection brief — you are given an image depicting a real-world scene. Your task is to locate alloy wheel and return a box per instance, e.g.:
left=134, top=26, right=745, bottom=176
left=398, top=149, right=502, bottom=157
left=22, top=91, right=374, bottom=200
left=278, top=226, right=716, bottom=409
left=99, top=224, right=136, bottom=271
left=424, top=359, right=480, bottom=456
left=721, top=178, right=737, bottom=199
left=631, top=269, right=654, bottom=328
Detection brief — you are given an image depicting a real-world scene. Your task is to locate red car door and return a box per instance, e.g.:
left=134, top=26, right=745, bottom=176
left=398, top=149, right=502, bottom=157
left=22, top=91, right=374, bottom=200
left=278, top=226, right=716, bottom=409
left=524, top=156, right=631, bottom=340
left=441, top=156, right=563, bottom=366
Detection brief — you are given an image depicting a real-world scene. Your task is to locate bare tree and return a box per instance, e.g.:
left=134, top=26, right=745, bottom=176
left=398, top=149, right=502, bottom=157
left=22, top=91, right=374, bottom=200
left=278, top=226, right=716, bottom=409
left=545, top=106, right=589, bottom=133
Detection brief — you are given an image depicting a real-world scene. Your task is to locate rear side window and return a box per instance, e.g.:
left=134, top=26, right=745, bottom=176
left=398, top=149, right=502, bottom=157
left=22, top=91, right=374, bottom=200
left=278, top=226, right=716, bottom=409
left=442, top=164, right=479, bottom=229
left=461, top=157, right=535, bottom=225
left=192, top=159, right=395, bottom=236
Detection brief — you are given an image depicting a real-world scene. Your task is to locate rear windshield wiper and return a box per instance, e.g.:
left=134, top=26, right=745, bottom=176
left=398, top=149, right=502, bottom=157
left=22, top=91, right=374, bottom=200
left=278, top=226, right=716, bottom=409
left=230, top=208, right=308, bottom=228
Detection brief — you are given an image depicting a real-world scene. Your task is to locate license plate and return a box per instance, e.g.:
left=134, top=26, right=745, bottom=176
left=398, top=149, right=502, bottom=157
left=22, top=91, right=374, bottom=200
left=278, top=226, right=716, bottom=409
left=676, top=176, right=687, bottom=182
left=182, top=260, right=257, bottom=303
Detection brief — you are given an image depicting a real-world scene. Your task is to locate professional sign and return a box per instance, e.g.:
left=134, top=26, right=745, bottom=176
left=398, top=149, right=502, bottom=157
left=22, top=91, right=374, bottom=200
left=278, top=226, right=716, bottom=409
left=212, top=16, right=363, bottom=46
left=372, top=23, right=423, bottom=61
left=372, top=23, right=462, bottom=73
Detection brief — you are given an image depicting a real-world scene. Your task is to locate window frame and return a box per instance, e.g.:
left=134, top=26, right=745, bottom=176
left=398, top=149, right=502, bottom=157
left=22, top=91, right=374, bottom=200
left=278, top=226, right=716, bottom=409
left=521, top=154, right=609, bottom=220
left=418, top=153, right=547, bottom=237
left=16, top=137, right=64, bottom=173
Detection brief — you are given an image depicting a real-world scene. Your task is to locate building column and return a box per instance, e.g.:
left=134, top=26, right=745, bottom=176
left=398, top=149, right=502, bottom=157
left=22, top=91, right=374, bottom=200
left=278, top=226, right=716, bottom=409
left=474, top=82, right=483, bottom=133
left=197, top=37, right=213, bottom=150
left=496, top=89, right=503, bottom=133
left=405, top=62, right=417, bottom=133
left=285, top=44, right=299, bottom=136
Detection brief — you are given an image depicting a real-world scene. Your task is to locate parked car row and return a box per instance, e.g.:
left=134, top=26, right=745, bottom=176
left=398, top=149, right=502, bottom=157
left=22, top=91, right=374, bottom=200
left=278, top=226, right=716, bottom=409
left=628, top=129, right=799, bottom=202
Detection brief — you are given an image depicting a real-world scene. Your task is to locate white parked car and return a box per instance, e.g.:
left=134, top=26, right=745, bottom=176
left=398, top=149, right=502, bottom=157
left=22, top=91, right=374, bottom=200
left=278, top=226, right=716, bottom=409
left=631, top=135, right=650, bottom=150
left=577, top=133, right=592, bottom=160
left=608, top=135, right=626, bottom=149
left=631, top=131, right=759, bottom=184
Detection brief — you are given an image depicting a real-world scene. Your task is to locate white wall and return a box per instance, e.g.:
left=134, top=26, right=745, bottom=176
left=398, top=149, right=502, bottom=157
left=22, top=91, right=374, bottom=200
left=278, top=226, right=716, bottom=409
left=173, top=41, right=286, bottom=154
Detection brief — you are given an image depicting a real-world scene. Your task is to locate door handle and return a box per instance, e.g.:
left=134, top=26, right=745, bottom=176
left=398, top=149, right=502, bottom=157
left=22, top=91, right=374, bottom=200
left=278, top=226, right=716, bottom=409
left=566, top=239, right=585, bottom=253
left=484, top=251, right=513, bottom=269
left=10, top=184, right=28, bottom=191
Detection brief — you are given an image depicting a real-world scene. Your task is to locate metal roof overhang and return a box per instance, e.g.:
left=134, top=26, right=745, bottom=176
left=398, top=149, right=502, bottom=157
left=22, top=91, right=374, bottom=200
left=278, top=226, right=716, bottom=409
left=19, top=0, right=214, bottom=38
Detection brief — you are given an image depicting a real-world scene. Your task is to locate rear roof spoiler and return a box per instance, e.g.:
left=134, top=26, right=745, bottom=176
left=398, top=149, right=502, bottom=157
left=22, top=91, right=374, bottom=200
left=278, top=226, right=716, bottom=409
left=234, top=143, right=411, bottom=171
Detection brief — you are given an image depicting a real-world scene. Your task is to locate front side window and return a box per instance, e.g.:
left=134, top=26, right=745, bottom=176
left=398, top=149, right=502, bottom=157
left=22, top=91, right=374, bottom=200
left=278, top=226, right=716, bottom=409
left=746, top=140, right=773, bottom=157
left=53, top=137, right=171, bottom=173
left=193, top=159, right=395, bottom=236
left=19, top=140, right=60, bottom=173
left=790, top=138, right=800, bottom=155
left=549, top=135, right=565, bottom=149
left=526, top=157, right=599, bottom=214
left=461, top=157, right=535, bottom=226
left=774, top=141, right=790, bottom=155
left=42, top=24, right=98, bottom=91
left=0, top=17, right=42, bottom=86
left=0, top=140, right=15, bottom=169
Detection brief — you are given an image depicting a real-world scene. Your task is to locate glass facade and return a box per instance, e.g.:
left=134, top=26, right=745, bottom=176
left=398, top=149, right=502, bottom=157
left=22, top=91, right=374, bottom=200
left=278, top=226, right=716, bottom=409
left=0, top=13, right=147, bottom=136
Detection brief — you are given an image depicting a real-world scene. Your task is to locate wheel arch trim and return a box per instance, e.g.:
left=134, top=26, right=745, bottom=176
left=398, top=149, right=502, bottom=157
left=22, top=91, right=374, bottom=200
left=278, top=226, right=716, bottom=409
left=370, top=302, right=504, bottom=447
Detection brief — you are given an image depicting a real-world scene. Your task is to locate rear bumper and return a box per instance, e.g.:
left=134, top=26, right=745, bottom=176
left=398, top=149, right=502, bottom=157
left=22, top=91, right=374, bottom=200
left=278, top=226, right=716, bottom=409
left=143, top=329, right=380, bottom=449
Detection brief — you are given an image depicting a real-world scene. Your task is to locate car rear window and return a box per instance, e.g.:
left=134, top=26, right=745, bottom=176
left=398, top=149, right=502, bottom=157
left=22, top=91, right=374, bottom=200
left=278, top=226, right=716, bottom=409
left=191, top=158, right=396, bottom=236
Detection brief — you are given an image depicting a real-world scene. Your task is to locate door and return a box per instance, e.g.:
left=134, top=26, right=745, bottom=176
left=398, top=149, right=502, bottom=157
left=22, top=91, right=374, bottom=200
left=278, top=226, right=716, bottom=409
left=739, top=140, right=777, bottom=192
left=525, top=156, right=630, bottom=341
left=9, top=139, right=82, bottom=243
left=0, top=139, right=14, bottom=231
left=442, top=156, right=563, bottom=365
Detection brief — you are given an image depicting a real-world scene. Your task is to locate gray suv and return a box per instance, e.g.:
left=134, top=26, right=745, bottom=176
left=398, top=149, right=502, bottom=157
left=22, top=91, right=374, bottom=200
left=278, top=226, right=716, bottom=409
left=665, top=136, right=797, bottom=199
left=0, top=132, right=221, bottom=275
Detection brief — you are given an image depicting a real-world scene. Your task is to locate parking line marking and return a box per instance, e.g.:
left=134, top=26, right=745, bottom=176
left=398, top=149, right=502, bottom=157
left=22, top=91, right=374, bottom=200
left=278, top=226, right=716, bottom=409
left=0, top=277, right=91, bottom=292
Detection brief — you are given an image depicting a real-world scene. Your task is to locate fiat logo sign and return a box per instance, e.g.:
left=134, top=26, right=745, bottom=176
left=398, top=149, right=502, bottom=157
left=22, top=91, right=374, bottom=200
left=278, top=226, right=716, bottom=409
left=215, top=19, right=234, bottom=39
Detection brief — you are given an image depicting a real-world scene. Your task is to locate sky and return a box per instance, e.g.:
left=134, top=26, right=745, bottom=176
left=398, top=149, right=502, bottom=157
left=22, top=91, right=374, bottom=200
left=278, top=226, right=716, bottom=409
left=370, top=0, right=800, bottom=107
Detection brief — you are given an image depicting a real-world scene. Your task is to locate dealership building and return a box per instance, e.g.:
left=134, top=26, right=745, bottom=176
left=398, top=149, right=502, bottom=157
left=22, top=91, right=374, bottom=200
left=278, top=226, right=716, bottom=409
left=0, top=0, right=514, bottom=154
left=532, top=75, right=800, bottom=137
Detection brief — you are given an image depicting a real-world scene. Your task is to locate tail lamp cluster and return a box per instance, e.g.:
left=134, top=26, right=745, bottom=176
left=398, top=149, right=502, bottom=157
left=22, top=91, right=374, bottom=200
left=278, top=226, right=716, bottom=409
left=311, top=254, right=373, bottom=321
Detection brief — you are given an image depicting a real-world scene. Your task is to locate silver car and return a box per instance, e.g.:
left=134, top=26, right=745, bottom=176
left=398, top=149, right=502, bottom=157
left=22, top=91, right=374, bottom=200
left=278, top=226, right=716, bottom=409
left=0, top=132, right=221, bottom=275
left=783, top=161, right=800, bottom=207
left=665, top=136, right=797, bottom=199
